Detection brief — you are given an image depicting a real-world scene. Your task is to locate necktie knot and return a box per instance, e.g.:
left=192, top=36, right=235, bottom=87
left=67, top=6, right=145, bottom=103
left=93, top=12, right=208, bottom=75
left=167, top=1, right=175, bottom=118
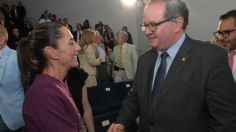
left=229, top=50, right=236, bottom=56
left=161, top=52, right=168, bottom=60
left=158, top=52, right=168, bottom=79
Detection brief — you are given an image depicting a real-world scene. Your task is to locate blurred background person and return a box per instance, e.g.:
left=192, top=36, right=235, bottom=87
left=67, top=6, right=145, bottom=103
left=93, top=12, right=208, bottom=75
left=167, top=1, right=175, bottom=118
left=7, top=26, right=22, bottom=50
left=95, top=23, right=103, bottom=37
left=122, top=26, right=133, bottom=44
left=95, top=31, right=109, bottom=85
left=79, top=29, right=101, bottom=87
left=63, top=17, right=73, bottom=32
left=67, top=63, right=95, bottom=132
left=213, top=9, right=236, bottom=81
left=73, top=22, right=83, bottom=42
left=82, top=19, right=90, bottom=31
left=108, top=31, right=138, bottom=83
left=0, top=8, right=5, bottom=26
left=51, top=14, right=57, bottom=22
left=104, top=26, right=115, bottom=50
left=57, top=17, right=63, bottom=24
left=16, top=1, right=26, bottom=27
left=38, top=13, right=51, bottom=24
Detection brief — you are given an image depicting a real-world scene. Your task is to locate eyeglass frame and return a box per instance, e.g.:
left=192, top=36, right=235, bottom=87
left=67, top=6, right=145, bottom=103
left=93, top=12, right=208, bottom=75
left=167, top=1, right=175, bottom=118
left=140, top=17, right=177, bottom=32
left=213, top=28, right=236, bottom=38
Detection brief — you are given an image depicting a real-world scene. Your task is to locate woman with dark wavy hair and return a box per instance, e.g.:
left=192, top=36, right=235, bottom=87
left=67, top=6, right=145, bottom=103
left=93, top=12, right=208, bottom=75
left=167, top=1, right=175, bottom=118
left=17, top=22, right=81, bottom=132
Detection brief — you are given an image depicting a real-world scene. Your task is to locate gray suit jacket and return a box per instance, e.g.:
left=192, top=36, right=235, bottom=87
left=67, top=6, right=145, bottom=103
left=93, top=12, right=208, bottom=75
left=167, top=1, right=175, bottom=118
left=117, top=36, right=236, bottom=132
left=0, top=46, right=24, bottom=130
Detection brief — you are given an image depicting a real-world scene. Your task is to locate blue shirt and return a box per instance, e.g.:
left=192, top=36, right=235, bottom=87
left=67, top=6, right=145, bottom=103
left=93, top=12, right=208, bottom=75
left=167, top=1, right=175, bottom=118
left=0, top=46, right=24, bottom=130
left=152, top=34, right=186, bottom=88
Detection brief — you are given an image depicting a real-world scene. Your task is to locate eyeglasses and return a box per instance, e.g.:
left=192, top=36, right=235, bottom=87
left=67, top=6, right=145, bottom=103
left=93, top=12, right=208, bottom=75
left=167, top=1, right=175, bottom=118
left=213, top=28, right=236, bottom=38
left=140, top=17, right=176, bottom=32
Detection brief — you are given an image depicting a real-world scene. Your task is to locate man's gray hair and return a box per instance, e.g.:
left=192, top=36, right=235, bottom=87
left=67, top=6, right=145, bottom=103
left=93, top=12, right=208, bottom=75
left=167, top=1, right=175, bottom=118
left=149, top=0, right=189, bottom=30
left=118, top=31, right=128, bottom=42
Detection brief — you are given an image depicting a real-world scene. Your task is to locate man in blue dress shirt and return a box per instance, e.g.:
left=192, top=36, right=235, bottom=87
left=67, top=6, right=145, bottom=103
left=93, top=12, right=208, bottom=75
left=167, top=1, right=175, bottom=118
left=0, top=24, right=24, bottom=131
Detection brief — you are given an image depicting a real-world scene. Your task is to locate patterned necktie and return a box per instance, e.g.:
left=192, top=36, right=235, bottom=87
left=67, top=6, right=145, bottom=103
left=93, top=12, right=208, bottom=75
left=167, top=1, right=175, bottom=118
left=228, top=50, right=236, bottom=69
left=151, top=52, right=168, bottom=109
left=118, top=46, right=123, bottom=67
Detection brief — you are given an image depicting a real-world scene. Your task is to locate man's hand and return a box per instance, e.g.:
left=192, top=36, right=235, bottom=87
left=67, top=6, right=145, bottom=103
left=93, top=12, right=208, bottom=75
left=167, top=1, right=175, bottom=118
left=107, top=123, right=125, bottom=132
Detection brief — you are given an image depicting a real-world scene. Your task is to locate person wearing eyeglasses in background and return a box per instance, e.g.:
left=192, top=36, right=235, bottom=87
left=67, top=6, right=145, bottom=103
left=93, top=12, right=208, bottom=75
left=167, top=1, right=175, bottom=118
left=213, top=9, right=236, bottom=81
left=108, top=0, right=236, bottom=132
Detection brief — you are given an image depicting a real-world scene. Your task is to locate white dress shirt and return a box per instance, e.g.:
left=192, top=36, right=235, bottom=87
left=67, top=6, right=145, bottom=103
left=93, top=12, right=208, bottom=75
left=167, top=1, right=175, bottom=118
left=97, top=45, right=106, bottom=62
left=230, top=50, right=236, bottom=81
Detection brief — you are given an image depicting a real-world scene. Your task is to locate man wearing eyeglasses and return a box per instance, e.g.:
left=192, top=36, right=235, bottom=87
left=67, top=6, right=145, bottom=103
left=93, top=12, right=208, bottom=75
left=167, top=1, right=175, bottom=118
left=213, top=9, right=236, bottom=81
left=108, top=31, right=138, bottom=83
left=108, top=0, right=236, bottom=132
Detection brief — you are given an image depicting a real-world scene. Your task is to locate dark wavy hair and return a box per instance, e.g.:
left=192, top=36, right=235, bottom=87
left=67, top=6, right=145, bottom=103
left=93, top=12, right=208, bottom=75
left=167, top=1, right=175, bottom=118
left=220, top=9, right=236, bottom=26
left=17, top=22, right=64, bottom=90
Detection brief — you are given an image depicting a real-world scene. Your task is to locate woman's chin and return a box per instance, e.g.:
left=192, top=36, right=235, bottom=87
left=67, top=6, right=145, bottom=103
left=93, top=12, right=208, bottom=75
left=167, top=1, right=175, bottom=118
left=70, top=62, right=79, bottom=68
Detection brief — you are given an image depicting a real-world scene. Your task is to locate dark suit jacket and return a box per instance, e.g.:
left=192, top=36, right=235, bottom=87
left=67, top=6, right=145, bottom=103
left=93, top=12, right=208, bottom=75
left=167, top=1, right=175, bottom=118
left=127, top=31, right=133, bottom=44
left=67, top=68, right=88, bottom=115
left=116, top=36, right=236, bottom=132
left=73, top=31, right=81, bottom=42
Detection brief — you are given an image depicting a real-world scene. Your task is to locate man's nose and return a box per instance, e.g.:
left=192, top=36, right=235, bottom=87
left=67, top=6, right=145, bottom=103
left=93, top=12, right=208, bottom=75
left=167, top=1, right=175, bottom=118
left=144, top=27, right=153, bottom=36
left=216, top=35, right=225, bottom=41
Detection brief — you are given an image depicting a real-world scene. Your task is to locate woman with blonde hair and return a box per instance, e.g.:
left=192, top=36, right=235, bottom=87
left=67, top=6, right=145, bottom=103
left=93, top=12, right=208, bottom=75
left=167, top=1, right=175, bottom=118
left=79, top=29, right=101, bottom=87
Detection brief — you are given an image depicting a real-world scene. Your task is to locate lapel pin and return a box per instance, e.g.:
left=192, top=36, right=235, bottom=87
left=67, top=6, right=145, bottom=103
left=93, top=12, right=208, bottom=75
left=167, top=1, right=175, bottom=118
left=182, top=57, right=186, bottom=61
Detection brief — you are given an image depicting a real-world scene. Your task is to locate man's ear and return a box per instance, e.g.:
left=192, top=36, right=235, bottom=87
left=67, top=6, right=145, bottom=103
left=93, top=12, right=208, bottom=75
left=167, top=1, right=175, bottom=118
left=0, top=34, right=5, bottom=43
left=0, top=35, right=6, bottom=49
left=44, top=46, right=58, bottom=60
left=0, top=36, right=3, bottom=44
left=174, top=17, right=184, bottom=32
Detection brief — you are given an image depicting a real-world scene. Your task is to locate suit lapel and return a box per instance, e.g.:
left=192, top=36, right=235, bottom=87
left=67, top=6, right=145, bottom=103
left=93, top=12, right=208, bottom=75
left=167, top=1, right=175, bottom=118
left=146, top=49, right=159, bottom=110
left=155, top=36, right=193, bottom=108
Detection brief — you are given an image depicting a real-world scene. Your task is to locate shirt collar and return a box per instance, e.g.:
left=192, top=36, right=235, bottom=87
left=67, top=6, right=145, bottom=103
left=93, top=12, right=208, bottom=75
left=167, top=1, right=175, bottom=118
left=119, top=43, right=125, bottom=48
left=158, top=33, right=186, bottom=59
